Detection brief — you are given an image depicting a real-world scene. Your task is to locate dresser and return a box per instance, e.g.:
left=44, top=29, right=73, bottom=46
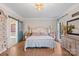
left=61, top=35, right=79, bottom=55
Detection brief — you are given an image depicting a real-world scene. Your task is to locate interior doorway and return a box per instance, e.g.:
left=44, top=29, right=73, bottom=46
left=7, top=16, right=18, bottom=48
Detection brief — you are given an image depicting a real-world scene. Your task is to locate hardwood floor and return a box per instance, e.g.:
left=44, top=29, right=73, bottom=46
left=0, top=41, right=72, bottom=56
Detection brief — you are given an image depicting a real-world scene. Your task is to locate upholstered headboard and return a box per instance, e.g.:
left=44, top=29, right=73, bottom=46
left=31, top=26, right=49, bottom=35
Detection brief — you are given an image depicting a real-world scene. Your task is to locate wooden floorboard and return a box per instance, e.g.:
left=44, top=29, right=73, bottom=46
left=0, top=41, right=72, bottom=56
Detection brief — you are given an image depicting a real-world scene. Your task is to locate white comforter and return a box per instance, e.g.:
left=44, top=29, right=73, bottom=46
left=25, top=36, right=56, bottom=48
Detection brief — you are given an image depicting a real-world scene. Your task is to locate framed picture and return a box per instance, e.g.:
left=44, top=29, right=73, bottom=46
left=67, top=18, right=79, bottom=35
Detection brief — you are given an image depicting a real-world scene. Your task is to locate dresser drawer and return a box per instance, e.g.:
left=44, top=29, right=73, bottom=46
left=76, top=41, right=79, bottom=55
left=70, top=39, right=76, bottom=55
left=76, top=49, right=79, bottom=56
left=76, top=41, right=79, bottom=49
left=61, top=42, right=66, bottom=48
left=61, top=36, right=67, bottom=48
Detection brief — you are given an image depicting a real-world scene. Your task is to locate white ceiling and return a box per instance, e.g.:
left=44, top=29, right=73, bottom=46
left=4, top=3, right=75, bottom=18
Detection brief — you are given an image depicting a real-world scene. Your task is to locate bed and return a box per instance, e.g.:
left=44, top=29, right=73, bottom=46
left=24, top=35, right=56, bottom=51
left=24, top=27, right=56, bottom=51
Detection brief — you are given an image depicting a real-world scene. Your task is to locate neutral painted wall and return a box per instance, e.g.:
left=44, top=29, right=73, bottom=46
left=23, top=18, right=57, bottom=33
left=58, top=4, right=79, bottom=40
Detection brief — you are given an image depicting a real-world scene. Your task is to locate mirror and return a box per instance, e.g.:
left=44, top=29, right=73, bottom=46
left=67, top=18, right=79, bottom=35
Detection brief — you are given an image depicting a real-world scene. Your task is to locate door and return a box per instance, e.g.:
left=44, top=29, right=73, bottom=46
left=7, top=17, right=18, bottom=48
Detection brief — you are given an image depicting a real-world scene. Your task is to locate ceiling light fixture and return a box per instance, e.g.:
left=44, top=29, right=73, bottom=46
left=35, top=3, right=44, bottom=11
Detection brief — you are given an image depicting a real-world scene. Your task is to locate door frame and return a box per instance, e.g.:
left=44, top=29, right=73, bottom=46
left=8, top=15, right=23, bottom=42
